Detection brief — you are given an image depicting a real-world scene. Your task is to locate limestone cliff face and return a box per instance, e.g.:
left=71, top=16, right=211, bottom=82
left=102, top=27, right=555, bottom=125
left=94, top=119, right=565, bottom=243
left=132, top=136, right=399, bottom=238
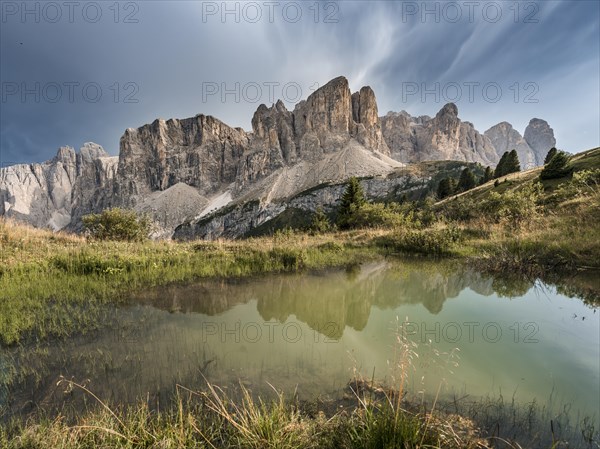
left=523, top=118, right=556, bottom=165
left=1, top=76, right=556, bottom=238
left=483, top=119, right=556, bottom=169
left=381, top=103, right=498, bottom=166
left=249, top=77, right=389, bottom=167
left=293, top=76, right=353, bottom=158
left=0, top=76, right=393, bottom=233
left=351, top=86, right=389, bottom=155
left=0, top=143, right=117, bottom=230
left=381, top=105, right=556, bottom=169
left=71, top=143, right=119, bottom=222
left=114, top=115, right=249, bottom=203
left=484, top=122, right=537, bottom=169
left=420, top=103, right=499, bottom=165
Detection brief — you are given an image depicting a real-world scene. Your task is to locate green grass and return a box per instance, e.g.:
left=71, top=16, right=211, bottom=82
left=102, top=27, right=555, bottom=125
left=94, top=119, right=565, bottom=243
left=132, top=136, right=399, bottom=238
left=0, top=221, right=384, bottom=346
left=0, top=379, right=486, bottom=449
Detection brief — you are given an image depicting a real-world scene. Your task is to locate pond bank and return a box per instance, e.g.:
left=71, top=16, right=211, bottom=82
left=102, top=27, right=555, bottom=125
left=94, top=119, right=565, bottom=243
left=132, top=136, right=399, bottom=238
left=1, top=218, right=599, bottom=347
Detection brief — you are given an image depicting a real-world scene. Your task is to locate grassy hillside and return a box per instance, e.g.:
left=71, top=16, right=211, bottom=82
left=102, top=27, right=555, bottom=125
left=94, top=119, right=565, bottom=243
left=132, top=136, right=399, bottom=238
left=436, top=147, right=600, bottom=272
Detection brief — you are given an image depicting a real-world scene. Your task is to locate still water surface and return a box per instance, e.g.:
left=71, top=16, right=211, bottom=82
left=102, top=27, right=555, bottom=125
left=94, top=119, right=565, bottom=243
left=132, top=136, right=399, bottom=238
left=2, top=261, right=599, bottom=441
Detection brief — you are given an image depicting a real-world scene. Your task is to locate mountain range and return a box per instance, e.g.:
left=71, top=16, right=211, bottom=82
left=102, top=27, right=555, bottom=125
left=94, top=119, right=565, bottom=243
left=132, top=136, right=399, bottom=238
left=0, top=76, right=556, bottom=239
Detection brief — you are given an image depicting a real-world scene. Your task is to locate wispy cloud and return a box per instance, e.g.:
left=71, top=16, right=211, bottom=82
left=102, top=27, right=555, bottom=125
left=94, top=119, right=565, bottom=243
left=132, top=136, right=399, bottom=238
left=1, top=0, right=598, bottom=164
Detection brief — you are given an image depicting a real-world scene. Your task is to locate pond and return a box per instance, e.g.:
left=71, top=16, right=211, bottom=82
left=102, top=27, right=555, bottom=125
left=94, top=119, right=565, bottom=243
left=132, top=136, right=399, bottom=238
left=1, top=260, right=599, bottom=445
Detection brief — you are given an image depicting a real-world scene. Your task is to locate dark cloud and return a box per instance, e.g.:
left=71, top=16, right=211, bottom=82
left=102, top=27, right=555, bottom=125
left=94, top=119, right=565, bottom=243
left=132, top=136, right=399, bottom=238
left=1, top=0, right=598, bottom=164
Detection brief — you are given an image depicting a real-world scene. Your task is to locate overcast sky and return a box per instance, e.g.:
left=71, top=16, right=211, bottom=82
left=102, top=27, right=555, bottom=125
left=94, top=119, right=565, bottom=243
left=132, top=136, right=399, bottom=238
left=1, top=0, right=599, bottom=164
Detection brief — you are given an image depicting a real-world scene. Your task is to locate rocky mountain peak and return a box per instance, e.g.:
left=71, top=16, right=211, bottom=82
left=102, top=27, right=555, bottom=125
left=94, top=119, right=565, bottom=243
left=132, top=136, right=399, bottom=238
left=351, top=85, right=389, bottom=154
left=78, top=142, right=109, bottom=162
left=52, top=146, right=76, bottom=164
left=247, top=75, right=389, bottom=164
left=351, top=86, right=378, bottom=127
left=381, top=102, right=498, bottom=165
left=484, top=122, right=537, bottom=169
left=524, top=118, right=556, bottom=165
left=437, top=102, right=458, bottom=118
left=274, top=99, right=287, bottom=112
left=292, top=75, right=352, bottom=138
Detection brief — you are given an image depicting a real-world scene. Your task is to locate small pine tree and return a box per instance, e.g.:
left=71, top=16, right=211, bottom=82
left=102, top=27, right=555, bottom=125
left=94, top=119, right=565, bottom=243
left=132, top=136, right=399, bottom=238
left=310, top=207, right=331, bottom=233
left=540, top=151, right=573, bottom=180
left=337, top=177, right=366, bottom=229
left=544, top=147, right=558, bottom=165
left=495, top=150, right=520, bottom=178
left=494, top=152, right=509, bottom=178
left=506, top=149, right=521, bottom=175
left=437, top=177, right=453, bottom=199
left=482, top=166, right=493, bottom=184
left=457, top=167, right=476, bottom=192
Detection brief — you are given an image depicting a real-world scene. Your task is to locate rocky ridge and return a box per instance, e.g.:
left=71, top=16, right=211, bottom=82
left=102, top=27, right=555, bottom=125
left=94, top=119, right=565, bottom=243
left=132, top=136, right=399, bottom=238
left=0, top=76, right=557, bottom=238
left=0, top=143, right=117, bottom=230
left=381, top=107, right=555, bottom=170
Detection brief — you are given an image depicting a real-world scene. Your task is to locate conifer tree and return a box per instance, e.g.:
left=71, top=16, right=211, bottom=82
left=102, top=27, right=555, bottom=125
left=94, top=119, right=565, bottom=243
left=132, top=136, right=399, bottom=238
left=337, top=177, right=366, bottom=229
left=544, top=147, right=558, bottom=165
left=494, top=152, right=509, bottom=178
left=495, top=150, right=521, bottom=178
left=437, top=177, right=453, bottom=199
left=480, top=166, right=494, bottom=185
left=310, top=207, right=331, bottom=233
left=506, top=149, right=521, bottom=175
left=457, top=167, right=476, bottom=192
left=540, top=151, right=573, bottom=180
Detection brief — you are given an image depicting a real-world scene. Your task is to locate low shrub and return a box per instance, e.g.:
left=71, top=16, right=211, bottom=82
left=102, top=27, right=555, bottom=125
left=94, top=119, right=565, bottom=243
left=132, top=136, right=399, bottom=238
left=268, top=247, right=306, bottom=270
left=478, top=182, right=543, bottom=228
left=82, top=208, right=150, bottom=242
left=310, top=207, right=332, bottom=234
left=377, top=227, right=462, bottom=256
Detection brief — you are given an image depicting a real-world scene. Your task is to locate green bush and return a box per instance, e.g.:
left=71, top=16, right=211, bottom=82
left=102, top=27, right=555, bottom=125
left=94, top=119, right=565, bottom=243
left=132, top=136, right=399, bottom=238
left=571, top=168, right=600, bottom=193
left=273, top=227, right=296, bottom=242
left=478, top=182, right=543, bottom=227
left=310, top=207, right=332, bottom=234
left=439, top=196, right=478, bottom=222
left=351, top=202, right=417, bottom=229
left=378, top=227, right=462, bottom=256
left=268, top=247, right=305, bottom=270
left=550, top=168, right=600, bottom=201
left=82, top=208, right=150, bottom=242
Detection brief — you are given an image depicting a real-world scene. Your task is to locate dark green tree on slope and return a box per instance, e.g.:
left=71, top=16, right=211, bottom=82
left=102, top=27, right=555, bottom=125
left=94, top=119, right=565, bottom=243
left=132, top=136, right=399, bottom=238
left=337, top=177, right=366, bottom=229
left=495, top=150, right=521, bottom=178
left=540, top=151, right=573, bottom=180
left=544, top=147, right=558, bottom=165
left=480, top=166, right=494, bottom=185
left=457, top=167, right=476, bottom=192
left=437, top=177, right=454, bottom=199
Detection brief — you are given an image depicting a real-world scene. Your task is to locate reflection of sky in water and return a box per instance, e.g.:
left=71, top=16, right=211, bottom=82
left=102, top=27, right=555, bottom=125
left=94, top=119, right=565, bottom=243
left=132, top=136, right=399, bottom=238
left=3, top=261, right=599, bottom=427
